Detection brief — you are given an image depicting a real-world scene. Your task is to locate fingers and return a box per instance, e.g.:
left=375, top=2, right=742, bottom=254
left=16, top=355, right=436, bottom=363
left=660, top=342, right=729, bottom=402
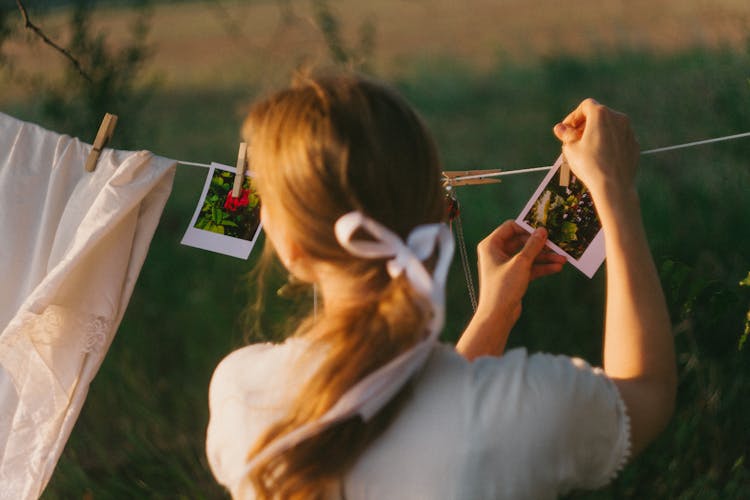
left=553, top=98, right=604, bottom=144
left=529, top=243, right=566, bottom=280
left=552, top=98, right=642, bottom=197
left=517, top=227, right=548, bottom=263
left=516, top=226, right=569, bottom=278
left=490, top=220, right=527, bottom=242
left=553, top=122, right=582, bottom=143
left=530, top=261, right=565, bottom=281
left=563, top=98, right=599, bottom=123
left=480, top=220, right=528, bottom=256
left=483, top=221, right=568, bottom=260
left=534, top=249, right=567, bottom=264
left=482, top=222, right=567, bottom=282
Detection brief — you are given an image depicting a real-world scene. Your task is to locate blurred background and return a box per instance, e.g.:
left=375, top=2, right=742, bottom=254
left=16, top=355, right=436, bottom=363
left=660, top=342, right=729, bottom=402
left=2, top=0, right=749, bottom=497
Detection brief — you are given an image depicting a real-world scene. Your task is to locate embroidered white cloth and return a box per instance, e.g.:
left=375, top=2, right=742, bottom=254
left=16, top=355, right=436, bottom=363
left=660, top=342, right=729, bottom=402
left=0, top=112, right=176, bottom=499
left=207, top=339, right=631, bottom=499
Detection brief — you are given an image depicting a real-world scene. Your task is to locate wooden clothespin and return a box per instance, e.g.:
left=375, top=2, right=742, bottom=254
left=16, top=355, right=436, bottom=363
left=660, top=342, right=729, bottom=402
left=442, top=169, right=503, bottom=187
left=231, top=142, right=248, bottom=198
left=85, top=113, right=118, bottom=172
left=558, top=153, right=571, bottom=187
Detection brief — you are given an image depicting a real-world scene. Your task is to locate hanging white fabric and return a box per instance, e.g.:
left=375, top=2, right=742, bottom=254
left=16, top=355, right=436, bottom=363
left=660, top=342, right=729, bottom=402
left=0, top=112, right=176, bottom=499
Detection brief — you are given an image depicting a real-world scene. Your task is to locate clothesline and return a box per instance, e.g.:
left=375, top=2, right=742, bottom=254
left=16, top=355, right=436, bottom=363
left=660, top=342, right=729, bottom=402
left=176, top=160, right=212, bottom=168
left=640, top=131, right=750, bottom=155
left=436, top=131, right=750, bottom=183
left=175, top=130, right=750, bottom=181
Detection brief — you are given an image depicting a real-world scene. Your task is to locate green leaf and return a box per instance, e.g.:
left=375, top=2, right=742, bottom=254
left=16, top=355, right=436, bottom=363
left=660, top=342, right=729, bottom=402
left=560, top=221, right=578, bottom=242
left=206, top=222, right=224, bottom=235
left=736, top=271, right=749, bottom=350
left=739, top=310, right=749, bottom=351
left=222, top=220, right=238, bottom=227
left=248, top=193, right=259, bottom=208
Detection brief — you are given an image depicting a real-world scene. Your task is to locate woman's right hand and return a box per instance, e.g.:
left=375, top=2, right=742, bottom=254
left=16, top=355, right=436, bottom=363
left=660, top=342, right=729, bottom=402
left=553, top=99, right=676, bottom=458
left=552, top=98, right=640, bottom=201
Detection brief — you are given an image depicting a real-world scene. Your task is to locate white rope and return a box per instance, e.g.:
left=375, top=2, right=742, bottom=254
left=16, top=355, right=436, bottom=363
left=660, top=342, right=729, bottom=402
left=176, top=160, right=212, bottom=168
left=447, top=131, right=750, bottom=183
left=176, top=132, right=750, bottom=178
left=450, top=166, right=553, bottom=182
left=640, top=131, right=750, bottom=155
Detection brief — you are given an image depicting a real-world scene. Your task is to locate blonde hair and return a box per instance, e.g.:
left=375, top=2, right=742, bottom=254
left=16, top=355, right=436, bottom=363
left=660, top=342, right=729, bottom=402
left=243, top=73, right=445, bottom=498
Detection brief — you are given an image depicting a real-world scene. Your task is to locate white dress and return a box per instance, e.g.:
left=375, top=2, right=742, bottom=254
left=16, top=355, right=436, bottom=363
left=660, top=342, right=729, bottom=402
left=0, top=112, right=176, bottom=499
left=206, top=337, right=631, bottom=499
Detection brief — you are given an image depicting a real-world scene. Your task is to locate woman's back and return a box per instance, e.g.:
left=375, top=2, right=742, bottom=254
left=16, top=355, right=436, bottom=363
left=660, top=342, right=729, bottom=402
left=207, top=76, right=674, bottom=498
left=207, top=339, right=630, bottom=499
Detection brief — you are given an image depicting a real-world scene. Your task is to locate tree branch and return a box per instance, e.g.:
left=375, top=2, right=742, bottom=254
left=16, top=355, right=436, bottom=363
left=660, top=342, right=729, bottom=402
left=15, top=0, right=92, bottom=83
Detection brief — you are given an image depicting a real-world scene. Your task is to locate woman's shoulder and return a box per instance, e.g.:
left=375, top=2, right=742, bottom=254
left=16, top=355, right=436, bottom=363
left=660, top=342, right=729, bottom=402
left=424, top=343, right=591, bottom=390
left=206, top=337, right=317, bottom=490
left=209, top=337, right=314, bottom=406
left=420, top=345, right=626, bottom=456
left=443, top=346, right=629, bottom=493
left=348, top=346, right=628, bottom=497
left=216, top=336, right=310, bottom=368
left=213, top=341, right=286, bottom=376
left=470, top=348, right=606, bottom=389
left=451, top=347, right=617, bottom=427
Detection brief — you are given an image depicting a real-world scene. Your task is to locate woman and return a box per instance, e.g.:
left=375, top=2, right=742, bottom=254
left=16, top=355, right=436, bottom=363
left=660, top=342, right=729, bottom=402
left=206, top=74, right=676, bottom=499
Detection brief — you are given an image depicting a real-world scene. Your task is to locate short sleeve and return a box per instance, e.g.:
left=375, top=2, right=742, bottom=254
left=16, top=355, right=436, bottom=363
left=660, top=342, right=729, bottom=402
left=537, top=355, right=631, bottom=491
left=206, top=345, right=266, bottom=489
left=468, top=349, right=631, bottom=495
left=206, top=343, right=284, bottom=491
left=205, top=338, right=318, bottom=496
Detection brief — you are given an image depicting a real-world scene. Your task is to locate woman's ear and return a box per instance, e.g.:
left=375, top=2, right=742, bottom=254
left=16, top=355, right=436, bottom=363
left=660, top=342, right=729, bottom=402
left=261, top=204, right=317, bottom=282
left=285, top=240, right=317, bottom=283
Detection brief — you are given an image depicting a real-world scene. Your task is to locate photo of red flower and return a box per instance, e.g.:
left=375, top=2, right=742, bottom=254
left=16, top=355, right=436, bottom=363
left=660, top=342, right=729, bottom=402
left=193, top=170, right=260, bottom=241
left=224, top=188, right=250, bottom=212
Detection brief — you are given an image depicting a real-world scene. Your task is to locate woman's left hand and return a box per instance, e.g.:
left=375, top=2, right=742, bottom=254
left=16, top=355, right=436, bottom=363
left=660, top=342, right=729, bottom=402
left=456, top=221, right=566, bottom=360
left=477, top=221, right=566, bottom=319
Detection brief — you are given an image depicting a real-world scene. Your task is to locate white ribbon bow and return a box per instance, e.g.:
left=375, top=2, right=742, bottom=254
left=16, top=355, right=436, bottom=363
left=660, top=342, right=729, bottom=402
left=241, top=211, right=454, bottom=484
left=334, top=211, right=453, bottom=331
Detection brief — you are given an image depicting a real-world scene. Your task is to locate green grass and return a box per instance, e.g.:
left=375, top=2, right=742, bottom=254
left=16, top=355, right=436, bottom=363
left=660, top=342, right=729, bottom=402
left=4, top=44, right=748, bottom=497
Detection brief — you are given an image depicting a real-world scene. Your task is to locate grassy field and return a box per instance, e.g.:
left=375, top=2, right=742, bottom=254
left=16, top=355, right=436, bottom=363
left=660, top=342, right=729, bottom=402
left=2, top=1, right=750, bottom=498
left=3, top=0, right=750, bottom=100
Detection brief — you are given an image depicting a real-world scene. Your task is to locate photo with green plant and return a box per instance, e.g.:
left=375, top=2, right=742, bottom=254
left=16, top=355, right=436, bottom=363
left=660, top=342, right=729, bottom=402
left=524, top=169, right=600, bottom=259
left=194, top=170, right=260, bottom=241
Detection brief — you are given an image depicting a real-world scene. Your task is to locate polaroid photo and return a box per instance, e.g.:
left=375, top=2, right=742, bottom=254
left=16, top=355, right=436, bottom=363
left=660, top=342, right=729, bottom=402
left=181, top=162, right=263, bottom=259
left=515, top=154, right=605, bottom=278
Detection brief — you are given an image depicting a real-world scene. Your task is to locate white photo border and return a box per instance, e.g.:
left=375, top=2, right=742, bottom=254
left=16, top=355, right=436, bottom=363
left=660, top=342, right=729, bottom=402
left=180, top=162, right=263, bottom=260
left=515, top=155, right=605, bottom=278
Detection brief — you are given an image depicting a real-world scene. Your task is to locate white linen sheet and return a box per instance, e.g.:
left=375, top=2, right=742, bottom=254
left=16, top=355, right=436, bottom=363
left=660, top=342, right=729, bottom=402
left=0, top=112, right=176, bottom=499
